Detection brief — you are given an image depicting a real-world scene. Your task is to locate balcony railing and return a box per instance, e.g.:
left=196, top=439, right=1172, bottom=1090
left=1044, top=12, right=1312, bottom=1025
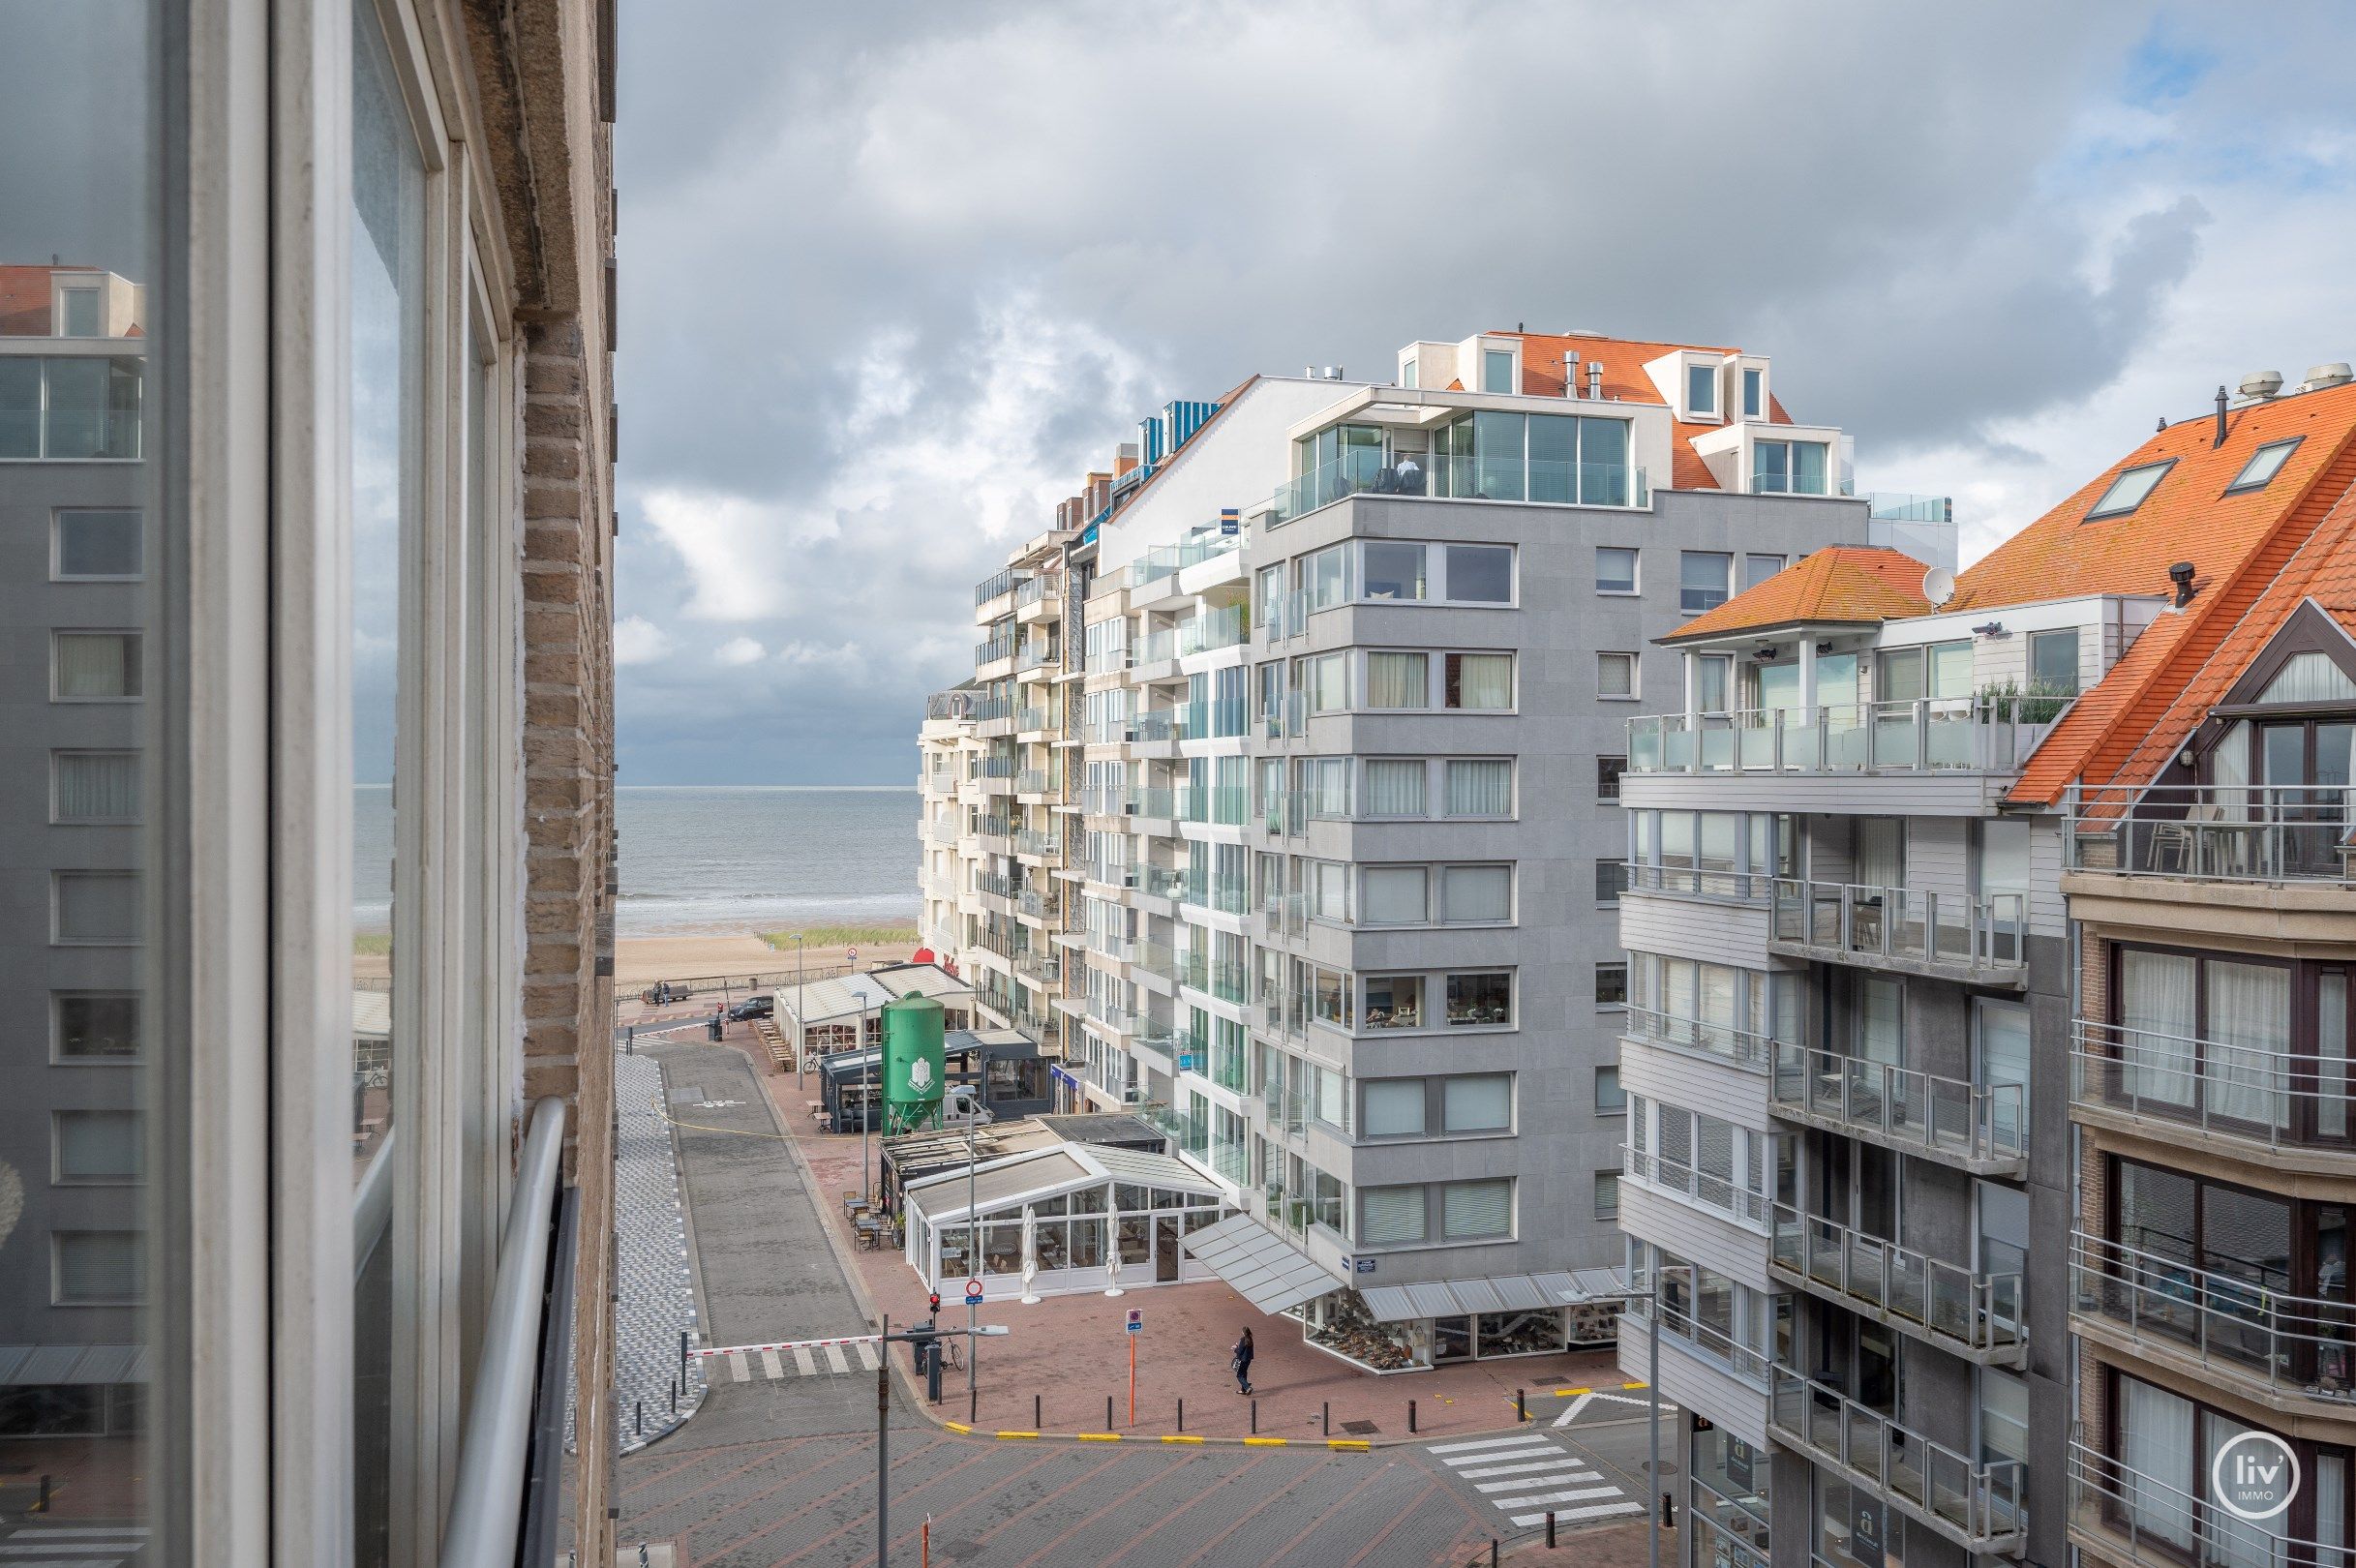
left=1620, top=862, right=1772, bottom=905
left=972, top=816, right=1012, bottom=842
left=2069, top=1231, right=2356, bottom=1407
left=1270, top=453, right=1648, bottom=523
left=1014, top=705, right=1053, bottom=733
left=2070, top=1017, right=2352, bottom=1153
left=927, top=817, right=957, bottom=843
left=1620, top=1296, right=1771, bottom=1387
left=1767, top=1370, right=2025, bottom=1552
left=1085, top=996, right=1137, bottom=1035
left=979, top=755, right=1017, bottom=779
left=1178, top=604, right=1250, bottom=656
left=974, top=567, right=1030, bottom=607
left=975, top=631, right=1019, bottom=667
left=1621, top=1144, right=1769, bottom=1230
left=1016, top=769, right=1060, bottom=796
left=1137, top=865, right=1186, bottom=902
left=1769, top=1202, right=2024, bottom=1363
left=1015, top=889, right=1051, bottom=921
left=2067, top=1437, right=2350, bottom=1568
left=2066, top=782, right=2356, bottom=884
left=1621, top=1004, right=1776, bottom=1073
left=1012, top=572, right=1062, bottom=612
left=1627, top=698, right=2067, bottom=776
left=1180, top=871, right=1250, bottom=917
left=1179, top=784, right=1249, bottom=827
left=1769, top=1043, right=2027, bottom=1173
left=1769, top=878, right=2027, bottom=974
left=1013, top=829, right=1062, bottom=859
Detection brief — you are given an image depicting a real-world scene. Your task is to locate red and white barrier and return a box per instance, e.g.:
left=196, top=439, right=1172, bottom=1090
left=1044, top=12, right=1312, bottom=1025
left=692, top=1334, right=882, bottom=1359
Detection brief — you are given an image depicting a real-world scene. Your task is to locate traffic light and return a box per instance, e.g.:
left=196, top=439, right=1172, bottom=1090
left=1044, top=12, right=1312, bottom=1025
left=927, top=1292, right=941, bottom=1318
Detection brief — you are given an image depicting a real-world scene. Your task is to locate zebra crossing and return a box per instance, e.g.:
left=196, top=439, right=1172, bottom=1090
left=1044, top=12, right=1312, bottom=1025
left=1426, top=1432, right=1646, bottom=1530
left=713, top=1336, right=882, bottom=1383
left=0, top=1521, right=149, bottom=1566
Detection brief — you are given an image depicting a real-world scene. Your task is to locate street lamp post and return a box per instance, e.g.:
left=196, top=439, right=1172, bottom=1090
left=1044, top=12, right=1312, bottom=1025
left=965, top=1051, right=984, bottom=1423
left=795, top=933, right=806, bottom=1085
left=861, top=1002, right=874, bottom=1205
left=1616, top=1262, right=1698, bottom=1568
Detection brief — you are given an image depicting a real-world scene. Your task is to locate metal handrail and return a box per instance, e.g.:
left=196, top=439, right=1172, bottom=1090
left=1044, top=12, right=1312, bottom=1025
left=439, top=1096, right=567, bottom=1568
left=1620, top=1003, right=1776, bottom=1072
left=1767, top=1368, right=2026, bottom=1548
left=1619, top=861, right=1771, bottom=904
left=2069, top=1231, right=2356, bottom=1403
left=2069, top=1017, right=2349, bottom=1150
left=1769, top=1042, right=2027, bottom=1167
left=1769, top=877, right=2027, bottom=971
left=1621, top=1143, right=1770, bottom=1230
left=1626, top=698, right=2068, bottom=776
left=1768, top=1200, right=2024, bottom=1357
left=2066, top=781, right=2356, bottom=885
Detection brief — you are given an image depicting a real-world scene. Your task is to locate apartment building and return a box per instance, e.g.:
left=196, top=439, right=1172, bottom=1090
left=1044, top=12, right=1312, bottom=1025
left=924, top=330, right=1948, bottom=1369
left=1616, top=364, right=2356, bottom=1568
left=4, top=1, right=623, bottom=1562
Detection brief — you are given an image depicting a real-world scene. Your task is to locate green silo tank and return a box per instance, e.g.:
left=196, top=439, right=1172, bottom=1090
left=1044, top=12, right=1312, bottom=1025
left=881, top=991, right=947, bottom=1134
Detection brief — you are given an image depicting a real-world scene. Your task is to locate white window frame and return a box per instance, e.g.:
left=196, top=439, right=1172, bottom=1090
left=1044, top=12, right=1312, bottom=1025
left=51, top=506, right=146, bottom=581
left=52, top=870, right=140, bottom=948
left=49, top=628, right=144, bottom=703
left=1594, top=545, right=1641, bottom=595
left=51, top=748, right=143, bottom=825
left=53, top=1109, right=144, bottom=1187
left=1598, top=650, right=1640, bottom=701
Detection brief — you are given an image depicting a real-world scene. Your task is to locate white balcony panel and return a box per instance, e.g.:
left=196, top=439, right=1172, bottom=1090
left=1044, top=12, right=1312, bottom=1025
left=1618, top=1036, right=1773, bottom=1134
left=1618, top=890, right=1770, bottom=971
left=1616, top=1323, right=1767, bottom=1451
left=1616, top=1179, right=1772, bottom=1294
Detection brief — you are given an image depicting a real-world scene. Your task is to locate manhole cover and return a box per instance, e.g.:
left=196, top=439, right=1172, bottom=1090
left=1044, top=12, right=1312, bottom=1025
left=1341, top=1419, right=1379, bottom=1435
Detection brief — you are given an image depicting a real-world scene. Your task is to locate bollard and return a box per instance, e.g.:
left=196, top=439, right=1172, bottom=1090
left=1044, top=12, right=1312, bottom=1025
left=1177, top=1398, right=1184, bottom=1432
left=37, top=1474, right=50, bottom=1513
left=1035, top=1393, right=1042, bottom=1428
left=1251, top=1399, right=1257, bottom=1434
left=1107, top=1394, right=1114, bottom=1429
left=1517, top=1388, right=1526, bottom=1424
left=680, top=1330, right=689, bottom=1384
left=1547, top=1511, right=1556, bottom=1549
left=1322, top=1401, right=1329, bottom=1436
left=1408, top=1399, right=1418, bottom=1434
left=635, top=1401, right=643, bottom=1437
left=1490, top=1539, right=1498, bottom=1568
left=670, top=1378, right=678, bottom=1413
left=969, top=1384, right=977, bottom=1425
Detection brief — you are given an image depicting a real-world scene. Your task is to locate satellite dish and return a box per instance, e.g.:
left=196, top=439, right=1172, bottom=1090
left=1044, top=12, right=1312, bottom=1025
left=1922, top=566, right=1956, bottom=608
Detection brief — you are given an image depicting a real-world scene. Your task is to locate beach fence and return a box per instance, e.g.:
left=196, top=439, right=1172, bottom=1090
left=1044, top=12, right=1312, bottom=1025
left=636, top=965, right=856, bottom=1006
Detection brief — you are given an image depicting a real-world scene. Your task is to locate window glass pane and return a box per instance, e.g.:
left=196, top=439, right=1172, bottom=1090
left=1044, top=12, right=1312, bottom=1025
left=1879, top=648, right=1924, bottom=704
left=0, top=358, right=42, bottom=457
left=55, top=509, right=144, bottom=578
left=54, top=1233, right=142, bottom=1306
left=1527, top=414, right=1576, bottom=502
left=2029, top=628, right=2080, bottom=694
left=1365, top=651, right=1427, bottom=709
left=1680, top=552, right=1733, bottom=613
left=1686, top=362, right=1716, bottom=413
left=1578, top=418, right=1630, bottom=505
left=1741, top=367, right=1764, bottom=417
left=1598, top=651, right=1636, bottom=697
left=54, top=632, right=141, bottom=699
left=56, top=872, right=139, bottom=944
left=1445, top=652, right=1512, bottom=709
left=1360, top=541, right=1426, bottom=601
left=2228, top=437, right=2301, bottom=493
left=1596, top=963, right=1628, bottom=1007
left=1444, top=544, right=1512, bottom=602
left=1596, top=546, right=1638, bottom=593
left=1362, top=1186, right=1425, bottom=1244
left=1593, top=1172, right=1620, bottom=1220
left=2088, top=460, right=2173, bottom=518
left=1792, top=441, right=1828, bottom=494
left=1361, top=760, right=1427, bottom=817
left=55, top=993, right=140, bottom=1060
left=1442, top=1179, right=1511, bottom=1238
left=1446, top=759, right=1511, bottom=816
left=1364, top=1080, right=1426, bottom=1137
left=1928, top=641, right=1974, bottom=699
left=1741, top=553, right=1784, bottom=592
left=1442, top=1076, right=1511, bottom=1132
left=1695, top=655, right=1732, bottom=714
left=54, top=752, right=141, bottom=823
left=1595, top=859, right=1622, bottom=903
left=1482, top=348, right=1514, bottom=394
left=56, top=1111, right=142, bottom=1184
left=1362, top=866, right=1428, bottom=924
left=1441, top=864, right=1510, bottom=922
left=1363, top=975, right=1424, bottom=1030
left=62, top=287, right=103, bottom=338
left=1471, top=410, right=1525, bottom=500
left=1594, top=1066, right=1627, bottom=1113
left=1445, top=973, right=1512, bottom=1026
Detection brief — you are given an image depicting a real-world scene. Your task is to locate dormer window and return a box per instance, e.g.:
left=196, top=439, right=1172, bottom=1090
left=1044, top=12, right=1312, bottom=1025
left=1685, top=362, right=1717, bottom=416
left=1481, top=349, right=1515, bottom=395
left=1741, top=367, right=1764, bottom=419
left=2226, top=437, right=2302, bottom=495
left=2086, top=459, right=2174, bottom=520
left=59, top=286, right=102, bottom=338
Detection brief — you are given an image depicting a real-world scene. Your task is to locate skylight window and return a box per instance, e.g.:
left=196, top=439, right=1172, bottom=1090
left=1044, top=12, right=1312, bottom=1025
left=2226, top=437, right=2302, bottom=495
left=2086, top=459, right=2175, bottom=520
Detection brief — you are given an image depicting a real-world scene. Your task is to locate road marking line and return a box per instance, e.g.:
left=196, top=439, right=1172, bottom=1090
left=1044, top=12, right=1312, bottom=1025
left=727, top=1351, right=749, bottom=1383
left=1428, top=1433, right=1557, bottom=1456
left=793, top=1346, right=817, bottom=1376
left=1554, top=1393, right=1595, bottom=1427
left=1461, top=1456, right=1597, bottom=1478
left=823, top=1343, right=850, bottom=1374
left=1492, top=1484, right=1625, bottom=1510
left=855, top=1340, right=879, bottom=1371
left=759, top=1349, right=783, bottom=1379
left=1476, top=1471, right=1602, bottom=1493
left=1508, top=1501, right=1645, bottom=1527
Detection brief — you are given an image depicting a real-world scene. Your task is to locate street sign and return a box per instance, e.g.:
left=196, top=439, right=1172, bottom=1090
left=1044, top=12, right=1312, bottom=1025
left=1125, top=1308, right=1142, bottom=1335
left=963, top=1276, right=984, bottom=1306
left=848, top=946, right=860, bottom=962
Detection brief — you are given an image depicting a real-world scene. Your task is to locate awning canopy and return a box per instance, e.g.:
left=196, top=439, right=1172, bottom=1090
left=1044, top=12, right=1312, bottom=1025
left=1359, top=1268, right=1627, bottom=1324
left=781, top=964, right=972, bottom=1029
left=1179, top=1213, right=1345, bottom=1314
left=0, top=1344, right=151, bottom=1385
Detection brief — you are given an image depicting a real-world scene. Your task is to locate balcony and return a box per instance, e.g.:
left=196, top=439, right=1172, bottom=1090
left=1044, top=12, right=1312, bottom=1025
left=1135, top=864, right=1186, bottom=903
left=1178, top=604, right=1249, bottom=658
left=1768, top=1043, right=2026, bottom=1177
left=2067, top=1437, right=2343, bottom=1568
left=1179, top=872, right=1250, bottom=918
left=1015, top=769, right=1061, bottom=798
left=1177, top=953, right=1247, bottom=1005
left=1767, top=1371, right=2026, bottom=1554
left=1014, top=829, right=1062, bottom=860
left=974, top=566, right=1030, bottom=611
left=1621, top=862, right=1771, bottom=906
left=1269, top=452, right=1648, bottom=524
left=1084, top=996, right=1137, bottom=1036
left=2071, top=1017, right=2354, bottom=1162
left=1627, top=698, right=2065, bottom=777
left=2069, top=1231, right=2356, bottom=1418
left=1622, top=1144, right=1769, bottom=1233
left=1178, top=784, right=1249, bottom=828
left=1013, top=572, right=1063, bottom=621
left=974, top=630, right=1019, bottom=670
left=1768, top=1202, right=2024, bottom=1366
left=2067, top=782, right=2356, bottom=885
left=0, top=353, right=144, bottom=461
left=1768, top=878, right=2026, bottom=986
left=1620, top=1004, right=1775, bottom=1074
left=927, top=816, right=957, bottom=844
left=1619, top=1298, right=1772, bottom=1388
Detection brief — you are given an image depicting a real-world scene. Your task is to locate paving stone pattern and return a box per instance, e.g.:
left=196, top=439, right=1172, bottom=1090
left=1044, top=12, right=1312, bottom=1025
left=599, top=1044, right=706, bottom=1455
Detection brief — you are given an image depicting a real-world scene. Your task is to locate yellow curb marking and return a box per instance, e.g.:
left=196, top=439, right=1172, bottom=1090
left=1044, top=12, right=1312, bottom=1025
left=1552, top=1386, right=1593, bottom=1398
left=996, top=1431, right=1039, bottom=1439
left=1077, top=1432, right=1122, bottom=1442
left=944, top=1421, right=972, bottom=1434
left=1242, top=1436, right=1287, bottom=1447
left=1621, top=1381, right=1649, bottom=1391
left=1160, top=1434, right=1204, bottom=1444
left=1326, top=1439, right=1372, bottom=1451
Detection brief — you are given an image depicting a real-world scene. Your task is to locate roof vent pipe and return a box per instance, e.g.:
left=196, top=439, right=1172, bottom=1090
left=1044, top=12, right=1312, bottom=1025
left=1587, top=361, right=1603, bottom=401
left=2306, top=362, right=2353, bottom=391
left=2169, top=560, right=2198, bottom=609
left=2240, top=370, right=2284, bottom=401
left=2214, top=385, right=2229, bottom=447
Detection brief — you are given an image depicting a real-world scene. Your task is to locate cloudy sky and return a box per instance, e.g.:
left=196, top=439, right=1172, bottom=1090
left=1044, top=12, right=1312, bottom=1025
left=613, top=1, right=2356, bottom=784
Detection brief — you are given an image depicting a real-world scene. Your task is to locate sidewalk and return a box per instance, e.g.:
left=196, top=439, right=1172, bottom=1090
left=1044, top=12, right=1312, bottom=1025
left=751, top=1049, right=1626, bottom=1444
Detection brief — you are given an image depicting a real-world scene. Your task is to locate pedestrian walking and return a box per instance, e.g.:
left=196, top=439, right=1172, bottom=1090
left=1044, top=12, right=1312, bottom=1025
left=1230, top=1327, right=1254, bottom=1395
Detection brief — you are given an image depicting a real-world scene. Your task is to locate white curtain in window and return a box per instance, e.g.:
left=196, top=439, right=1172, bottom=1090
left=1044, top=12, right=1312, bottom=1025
left=1366, top=652, right=1427, bottom=709
left=2202, top=1411, right=2286, bottom=1568
left=1361, top=1186, right=1424, bottom=1243
left=2121, top=1376, right=2196, bottom=1550
left=1442, top=865, right=1510, bottom=923
left=1441, top=1179, right=1511, bottom=1239
left=53, top=752, right=138, bottom=821
left=2317, top=1458, right=2347, bottom=1557
left=1442, top=1075, right=1511, bottom=1132
left=1363, top=760, right=1427, bottom=817
left=1451, top=653, right=1513, bottom=709
left=1446, top=760, right=1512, bottom=816
left=2207, top=960, right=2290, bottom=1129
left=1364, top=1081, right=1425, bottom=1136
left=2322, top=975, right=2349, bottom=1140
left=1856, top=818, right=1905, bottom=890
left=1362, top=866, right=1428, bottom=924
left=1700, top=965, right=1738, bottom=1031
left=2260, top=651, right=2356, bottom=704
left=2122, top=950, right=2198, bottom=1109
left=55, top=633, right=136, bottom=698
left=1860, top=978, right=1903, bottom=1066
left=2211, top=721, right=2251, bottom=819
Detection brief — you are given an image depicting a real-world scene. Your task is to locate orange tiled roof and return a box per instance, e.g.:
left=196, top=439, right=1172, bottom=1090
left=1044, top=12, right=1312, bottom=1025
left=1996, top=381, right=2356, bottom=803
left=1663, top=546, right=1934, bottom=643
left=1505, top=331, right=1792, bottom=492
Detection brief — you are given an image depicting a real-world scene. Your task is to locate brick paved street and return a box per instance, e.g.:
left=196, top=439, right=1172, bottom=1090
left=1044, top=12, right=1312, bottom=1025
left=616, top=1038, right=1672, bottom=1567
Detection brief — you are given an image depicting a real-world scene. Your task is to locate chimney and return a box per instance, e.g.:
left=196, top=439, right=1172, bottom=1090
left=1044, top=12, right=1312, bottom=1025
left=2214, top=385, right=2228, bottom=447
left=1587, top=361, right=1604, bottom=401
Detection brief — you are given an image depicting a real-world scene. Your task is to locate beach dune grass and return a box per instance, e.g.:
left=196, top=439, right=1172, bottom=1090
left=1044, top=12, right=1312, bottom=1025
left=759, top=923, right=918, bottom=950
